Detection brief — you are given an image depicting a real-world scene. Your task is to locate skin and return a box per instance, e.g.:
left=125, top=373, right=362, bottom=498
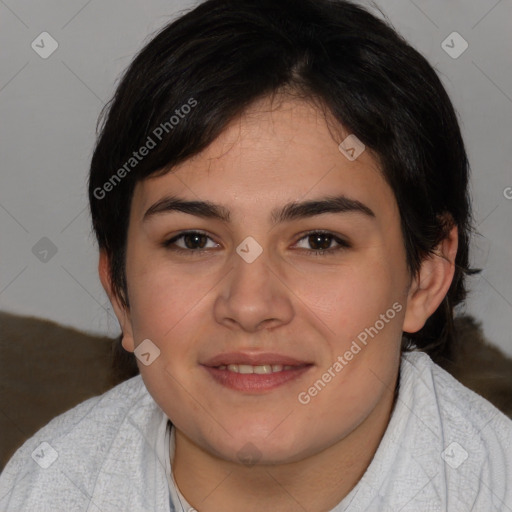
left=100, top=94, right=458, bottom=512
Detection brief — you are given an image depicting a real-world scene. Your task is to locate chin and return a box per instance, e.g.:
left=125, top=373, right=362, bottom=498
left=217, top=429, right=308, bottom=466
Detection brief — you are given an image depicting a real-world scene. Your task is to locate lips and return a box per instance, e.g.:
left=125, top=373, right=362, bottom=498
left=200, top=352, right=314, bottom=392
left=202, top=363, right=312, bottom=392
left=201, top=352, right=311, bottom=368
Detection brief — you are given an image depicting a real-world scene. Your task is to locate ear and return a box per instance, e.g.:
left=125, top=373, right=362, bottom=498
left=98, top=249, right=135, bottom=353
left=402, top=220, right=458, bottom=334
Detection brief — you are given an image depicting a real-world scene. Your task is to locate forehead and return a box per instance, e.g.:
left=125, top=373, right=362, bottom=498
left=131, top=96, right=396, bottom=224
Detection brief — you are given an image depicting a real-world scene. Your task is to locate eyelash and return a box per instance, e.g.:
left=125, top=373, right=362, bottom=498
left=161, top=230, right=351, bottom=257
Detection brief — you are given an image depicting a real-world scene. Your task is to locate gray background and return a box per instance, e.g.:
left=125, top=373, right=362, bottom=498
left=1, top=0, right=511, bottom=356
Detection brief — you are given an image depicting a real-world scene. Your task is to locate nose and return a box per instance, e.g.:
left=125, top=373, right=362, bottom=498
left=213, top=245, right=294, bottom=333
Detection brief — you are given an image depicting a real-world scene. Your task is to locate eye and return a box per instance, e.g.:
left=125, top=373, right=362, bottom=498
left=294, top=230, right=351, bottom=256
left=162, top=231, right=218, bottom=254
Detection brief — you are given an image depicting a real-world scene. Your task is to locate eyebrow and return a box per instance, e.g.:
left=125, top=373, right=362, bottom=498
left=142, top=194, right=376, bottom=225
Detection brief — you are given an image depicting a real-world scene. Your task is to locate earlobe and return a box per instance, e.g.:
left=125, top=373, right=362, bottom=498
left=98, top=250, right=136, bottom=353
left=402, top=223, right=458, bottom=334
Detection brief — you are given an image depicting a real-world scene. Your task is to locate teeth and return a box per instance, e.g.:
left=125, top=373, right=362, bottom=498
left=217, top=364, right=296, bottom=373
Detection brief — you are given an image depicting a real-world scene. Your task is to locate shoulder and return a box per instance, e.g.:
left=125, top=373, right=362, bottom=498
left=0, top=375, right=166, bottom=510
left=402, top=350, right=512, bottom=441
left=400, top=350, right=512, bottom=508
left=4, top=374, right=148, bottom=460
left=1, top=375, right=148, bottom=471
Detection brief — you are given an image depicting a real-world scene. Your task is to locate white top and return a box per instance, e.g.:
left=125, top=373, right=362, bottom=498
left=1, top=351, right=511, bottom=511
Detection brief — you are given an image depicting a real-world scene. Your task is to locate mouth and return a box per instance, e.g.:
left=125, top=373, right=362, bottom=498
left=201, top=352, right=314, bottom=392
left=214, top=363, right=306, bottom=373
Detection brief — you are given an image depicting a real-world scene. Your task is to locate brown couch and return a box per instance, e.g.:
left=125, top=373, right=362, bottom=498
left=1, top=310, right=511, bottom=471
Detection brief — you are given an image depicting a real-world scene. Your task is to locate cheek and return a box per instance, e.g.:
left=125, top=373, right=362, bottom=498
left=303, top=357, right=396, bottom=442
left=129, top=278, right=198, bottom=343
left=294, top=260, right=397, bottom=333
left=125, top=241, right=210, bottom=338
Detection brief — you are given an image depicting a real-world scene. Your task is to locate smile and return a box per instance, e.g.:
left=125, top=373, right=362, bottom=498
left=202, top=363, right=313, bottom=392
left=217, top=364, right=301, bottom=373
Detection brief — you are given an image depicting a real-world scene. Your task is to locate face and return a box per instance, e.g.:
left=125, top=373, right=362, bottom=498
left=106, top=95, right=417, bottom=465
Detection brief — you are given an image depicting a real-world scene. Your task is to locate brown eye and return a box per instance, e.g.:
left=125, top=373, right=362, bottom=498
left=295, top=231, right=350, bottom=255
left=180, top=232, right=208, bottom=249
left=162, top=231, right=218, bottom=253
